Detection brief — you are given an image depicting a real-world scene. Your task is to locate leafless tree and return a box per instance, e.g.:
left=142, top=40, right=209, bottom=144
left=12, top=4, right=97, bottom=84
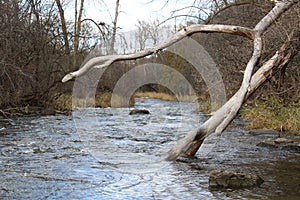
left=0, top=0, right=67, bottom=109
left=73, top=0, right=85, bottom=68
left=55, top=0, right=70, bottom=56
left=110, top=0, right=120, bottom=54
left=135, top=20, right=151, bottom=50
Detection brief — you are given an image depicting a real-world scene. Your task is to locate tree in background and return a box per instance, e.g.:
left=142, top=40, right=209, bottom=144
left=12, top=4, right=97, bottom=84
left=110, top=0, right=120, bottom=54
left=0, top=0, right=66, bottom=108
left=55, top=0, right=70, bottom=57
left=0, top=0, right=112, bottom=111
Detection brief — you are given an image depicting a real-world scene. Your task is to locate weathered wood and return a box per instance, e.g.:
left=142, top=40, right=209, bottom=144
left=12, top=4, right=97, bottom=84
left=178, top=32, right=298, bottom=158
left=61, top=24, right=254, bottom=82
left=165, top=0, right=298, bottom=160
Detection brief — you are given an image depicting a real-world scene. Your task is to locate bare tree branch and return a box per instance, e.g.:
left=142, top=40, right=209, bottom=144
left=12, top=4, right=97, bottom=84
left=170, top=30, right=298, bottom=160
left=205, top=1, right=254, bottom=24
left=166, top=0, right=298, bottom=160
left=62, top=24, right=254, bottom=82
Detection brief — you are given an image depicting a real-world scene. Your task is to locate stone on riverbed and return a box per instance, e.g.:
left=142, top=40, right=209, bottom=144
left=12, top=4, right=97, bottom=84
left=257, top=139, right=279, bottom=148
left=248, top=129, right=280, bottom=136
left=129, top=109, right=150, bottom=115
left=209, top=170, right=264, bottom=189
left=281, top=144, right=300, bottom=152
left=257, top=137, right=300, bottom=152
left=274, top=137, right=294, bottom=144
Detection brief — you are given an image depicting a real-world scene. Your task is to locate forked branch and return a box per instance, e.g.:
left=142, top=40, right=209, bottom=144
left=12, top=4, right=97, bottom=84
left=166, top=30, right=299, bottom=160
left=61, top=24, right=254, bottom=82
left=166, top=0, right=298, bottom=160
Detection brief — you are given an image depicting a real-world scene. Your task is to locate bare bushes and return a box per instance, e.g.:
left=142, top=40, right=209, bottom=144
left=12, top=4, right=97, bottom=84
left=0, top=1, right=68, bottom=109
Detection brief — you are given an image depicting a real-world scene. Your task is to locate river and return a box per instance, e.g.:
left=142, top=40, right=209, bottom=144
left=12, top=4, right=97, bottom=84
left=0, top=98, right=299, bottom=199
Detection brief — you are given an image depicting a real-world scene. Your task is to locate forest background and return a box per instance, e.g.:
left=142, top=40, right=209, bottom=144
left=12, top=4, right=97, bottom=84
left=0, top=0, right=299, bottom=133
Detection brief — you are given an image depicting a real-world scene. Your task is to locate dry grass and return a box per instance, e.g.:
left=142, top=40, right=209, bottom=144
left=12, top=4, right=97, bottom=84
left=134, top=92, right=176, bottom=101
left=242, top=97, right=300, bottom=134
left=196, top=100, right=213, bottom=114
left=53, top=92, right=134, bottom=111
left=53, top=91, right=200, bottom=111
left=134, top=91, right=197, bottom=102
left=53, top=93, right=72, bottom=111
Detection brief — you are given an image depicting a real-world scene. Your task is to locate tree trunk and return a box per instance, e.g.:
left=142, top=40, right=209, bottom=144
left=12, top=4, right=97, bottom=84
left=73, top=0, right=85, bottom=68
left=29, top=0, right=40, bottom=24
left=110, top=0, right=120, bottom=54
left=55, top=0, right=70, bottom=56
left=181, top=31, right=299, bottom=158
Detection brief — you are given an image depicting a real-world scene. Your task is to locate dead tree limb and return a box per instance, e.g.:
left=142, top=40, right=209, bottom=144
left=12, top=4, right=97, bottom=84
left=62, top=24, right=254, bottom=82
left=166, top=0, right=298, bottom=160
left=61, top=0, right=298, bottom=161
left=177, top=30, right=299, bottom=159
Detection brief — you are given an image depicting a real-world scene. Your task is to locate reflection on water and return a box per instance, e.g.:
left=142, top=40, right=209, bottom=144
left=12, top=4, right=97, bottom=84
left=0, top=98, right=299, bottom=199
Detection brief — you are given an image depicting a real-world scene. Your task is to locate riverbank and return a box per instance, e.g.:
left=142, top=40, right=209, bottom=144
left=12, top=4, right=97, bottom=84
left=52, top=91, right=197, bottom=112
left=50, top=92, right=300, bottom=135
left=1, top=92, right=299, bottom=135
left=241, top=97, right=300, bottom=135
left=1, top=97, right=300, bottom=199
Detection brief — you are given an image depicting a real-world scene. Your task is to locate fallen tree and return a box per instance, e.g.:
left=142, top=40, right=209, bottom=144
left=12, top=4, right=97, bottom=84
left=167, top=30, right=299, bottom=160
left=62, top=0, right=299, bottom=161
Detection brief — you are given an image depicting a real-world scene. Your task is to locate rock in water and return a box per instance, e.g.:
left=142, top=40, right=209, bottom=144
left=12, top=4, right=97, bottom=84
left=129, top=109, right=150, bottom=115
left=274, top=138, right=294, bottom=144
left=209, top=170, right=264, bottom=189
left=257, top=137, right=300, bottom=152
left=41, top=107, right=56, bottom=116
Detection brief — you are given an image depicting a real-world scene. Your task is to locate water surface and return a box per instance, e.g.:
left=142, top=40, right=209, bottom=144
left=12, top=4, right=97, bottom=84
left=0, top=98, right=299, bottom=199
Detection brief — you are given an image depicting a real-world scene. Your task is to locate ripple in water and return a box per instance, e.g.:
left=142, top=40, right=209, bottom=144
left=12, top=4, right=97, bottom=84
left=1, top=98, right=300, bottom=199
left=73, top=99, right=201, bottom=173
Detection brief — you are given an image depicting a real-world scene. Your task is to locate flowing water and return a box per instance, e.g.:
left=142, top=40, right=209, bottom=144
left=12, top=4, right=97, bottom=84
left=0, top=98, right=299, bottom=199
